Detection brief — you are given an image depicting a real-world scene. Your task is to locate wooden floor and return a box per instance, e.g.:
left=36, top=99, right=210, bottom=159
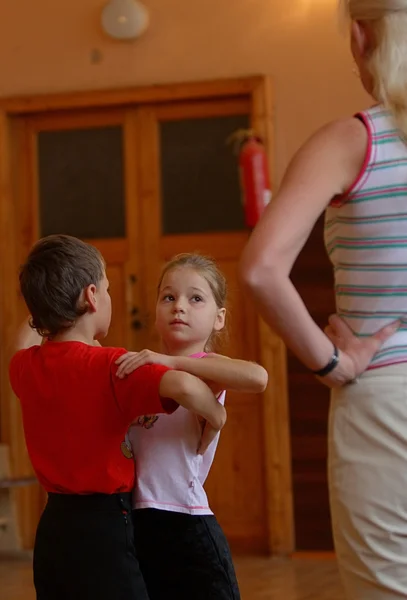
left=0, top=553, right=346, bottom=599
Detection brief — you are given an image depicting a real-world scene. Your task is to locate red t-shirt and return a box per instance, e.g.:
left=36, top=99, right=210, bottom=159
left=9, top=341, right=177, bottom=494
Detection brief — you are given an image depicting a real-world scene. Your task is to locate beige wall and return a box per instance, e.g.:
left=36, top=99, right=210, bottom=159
left=0, top=0, right=369, bottom=181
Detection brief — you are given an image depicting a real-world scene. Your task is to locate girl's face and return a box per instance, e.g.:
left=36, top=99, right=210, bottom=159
left=156, top=267, right=225, bottom=353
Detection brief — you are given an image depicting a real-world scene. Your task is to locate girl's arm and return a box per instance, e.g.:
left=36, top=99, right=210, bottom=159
left=115, top=350, right=268, bottom=393
left=239, top=117, right=396, bottom=387
left=171, top=354, right=268, bottom=394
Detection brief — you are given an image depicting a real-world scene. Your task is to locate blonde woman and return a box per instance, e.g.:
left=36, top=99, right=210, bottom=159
left=241, top=1, right=407, bottom=598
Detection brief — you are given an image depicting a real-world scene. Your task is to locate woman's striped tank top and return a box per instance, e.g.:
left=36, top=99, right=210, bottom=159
left=324, top=105, right=407, bottom=369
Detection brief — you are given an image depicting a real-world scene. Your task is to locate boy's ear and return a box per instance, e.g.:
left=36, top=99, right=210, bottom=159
left=83, top=284, right=97, bottom=313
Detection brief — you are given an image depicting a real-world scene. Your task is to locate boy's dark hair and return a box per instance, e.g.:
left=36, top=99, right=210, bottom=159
left=19, top=234, right=105, bottom=338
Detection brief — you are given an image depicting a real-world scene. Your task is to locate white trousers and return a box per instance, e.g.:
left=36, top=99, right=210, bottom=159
left=329, top=363, right=407, bottom=599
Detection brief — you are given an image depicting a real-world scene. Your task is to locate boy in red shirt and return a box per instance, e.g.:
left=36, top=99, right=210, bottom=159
left=9, top=234, right=226, bottom=600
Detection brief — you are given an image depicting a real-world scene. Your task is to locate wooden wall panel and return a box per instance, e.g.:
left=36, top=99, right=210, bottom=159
left=0, top=76, right=295, bottom=555
left=288, top=216, right=335, bottom=550
left=251, top=78, right=294, bottom=555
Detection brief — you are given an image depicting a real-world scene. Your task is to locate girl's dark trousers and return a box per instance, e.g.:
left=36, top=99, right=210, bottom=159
left=133, top=508, right=241, bottom=600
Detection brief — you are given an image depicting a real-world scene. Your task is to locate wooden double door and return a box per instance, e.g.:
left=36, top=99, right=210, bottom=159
left=6, top=84, right=277, bottom=552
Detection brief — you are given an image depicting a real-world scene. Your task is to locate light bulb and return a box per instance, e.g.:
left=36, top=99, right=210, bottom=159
left=101, top=0, right=149, bottom=41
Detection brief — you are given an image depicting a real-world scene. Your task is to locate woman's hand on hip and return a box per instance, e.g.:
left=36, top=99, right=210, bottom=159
left=321, top=314, right=400, bottom=388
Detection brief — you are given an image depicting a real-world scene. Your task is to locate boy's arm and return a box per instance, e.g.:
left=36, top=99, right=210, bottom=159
left=13, top=317, right=42, bottom=351
left=112, top=363, right=226, bottom=450
left=159, top=371, right=226, bottom=454
left=159, top=370, right=226, bottom=428
left=9, top=317, right=42, bottom=398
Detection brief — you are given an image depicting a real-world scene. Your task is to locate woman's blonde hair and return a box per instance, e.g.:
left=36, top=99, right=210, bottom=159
left=157, top=253, right=228, bottom=352
left=340, top=0, right=407, bottom=138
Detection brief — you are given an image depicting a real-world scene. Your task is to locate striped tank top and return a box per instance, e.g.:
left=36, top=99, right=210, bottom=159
left=324, top=104, right=407, bottom=369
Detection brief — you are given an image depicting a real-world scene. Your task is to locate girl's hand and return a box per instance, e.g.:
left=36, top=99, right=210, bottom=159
left=115, top=350, right=176, bottom=379
left=320, top=314, right=400, bottom=388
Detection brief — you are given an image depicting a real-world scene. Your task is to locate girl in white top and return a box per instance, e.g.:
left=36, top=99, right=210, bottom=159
left=116, top=253, right=268, bottom=600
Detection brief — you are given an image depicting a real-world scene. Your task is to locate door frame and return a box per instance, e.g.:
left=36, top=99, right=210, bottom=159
left=0, top=75, right=294, bottom=554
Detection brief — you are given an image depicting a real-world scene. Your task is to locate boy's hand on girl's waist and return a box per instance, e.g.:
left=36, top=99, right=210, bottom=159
left=115, top=350, right=176, bottom=378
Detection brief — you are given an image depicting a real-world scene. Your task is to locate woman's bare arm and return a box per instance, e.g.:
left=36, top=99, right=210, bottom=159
left=239, top=117, right=394, bottom=386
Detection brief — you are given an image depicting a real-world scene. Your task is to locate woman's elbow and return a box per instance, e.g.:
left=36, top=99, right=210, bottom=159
left=239, top=252, right=279, bottom=294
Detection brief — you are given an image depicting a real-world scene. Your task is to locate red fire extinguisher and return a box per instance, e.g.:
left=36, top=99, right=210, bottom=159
left=229, top=129, right=272, bottom=228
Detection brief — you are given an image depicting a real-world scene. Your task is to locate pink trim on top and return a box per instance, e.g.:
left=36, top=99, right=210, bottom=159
left=330, top=111, right=374, bottom=208
left=136, top=498, right=210, bottom=510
